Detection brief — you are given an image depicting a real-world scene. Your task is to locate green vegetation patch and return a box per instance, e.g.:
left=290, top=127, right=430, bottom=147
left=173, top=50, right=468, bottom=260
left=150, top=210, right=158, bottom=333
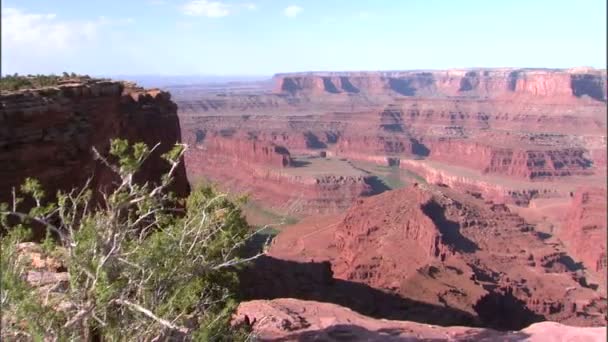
left=1, top=139, right=257, bottom=341
left=0, top=72, right=93, bottom=92
left=242, top=200, right=299, bottom=227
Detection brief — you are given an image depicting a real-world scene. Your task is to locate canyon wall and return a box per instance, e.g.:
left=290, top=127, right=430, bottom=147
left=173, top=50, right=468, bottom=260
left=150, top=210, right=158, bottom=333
left=268, top=184, right=607, bottom=329
left=274, top=69, right=607, bottom=102
left=560, top=187, right=607, bottom=288
left=177, top=68, right=606, bottom=220
left=184, top=135, right=384, bottom=216
left=425, top=140, right=593, bottom=180
left=0, top=80, right=189, bottom=214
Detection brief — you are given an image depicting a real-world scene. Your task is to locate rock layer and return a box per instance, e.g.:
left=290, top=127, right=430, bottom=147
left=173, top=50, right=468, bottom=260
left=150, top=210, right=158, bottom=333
left=274, top=69, right=607, bottom=101
left=560, top=187, right=608, bottom=288
left=178, top=69, right=605, bottom=216
left=0, top=80, right=189, bottom=221
left=269, top=184, right=607, bottom=329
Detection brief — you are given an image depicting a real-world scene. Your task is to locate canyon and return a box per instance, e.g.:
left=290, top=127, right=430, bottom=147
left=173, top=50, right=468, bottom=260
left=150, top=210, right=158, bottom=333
left=179, top=69, right=606, bottom=216
left=174, top=68, right=607, bottom=337
left=2, top=68, right=606, bottom=340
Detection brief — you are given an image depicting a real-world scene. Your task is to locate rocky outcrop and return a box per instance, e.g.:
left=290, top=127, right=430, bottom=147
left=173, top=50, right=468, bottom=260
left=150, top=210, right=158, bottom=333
left=192, top=131, right=292, bottom=168
left=185, top=144, right=382, bottom=215
left=274, top=69, right=607, bottom=102
left=179, top=78, right=605, bottom=193
left=333, top=186, right=451, bottom=287
left=269, top=184, right=607, bottom=328
left=235, top=298, right=607, bottom=341
left=560, top=187, right=607, bottom=288
left=398, top=159, right=564, bottom=205
left=426, top=139, right=594, bottom=180
left=0, top=80, right=189, bottom=220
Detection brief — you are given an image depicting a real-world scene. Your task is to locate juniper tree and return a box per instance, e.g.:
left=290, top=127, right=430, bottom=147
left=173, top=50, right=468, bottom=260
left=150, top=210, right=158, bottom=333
left=1, top=139, right=264, bottom=341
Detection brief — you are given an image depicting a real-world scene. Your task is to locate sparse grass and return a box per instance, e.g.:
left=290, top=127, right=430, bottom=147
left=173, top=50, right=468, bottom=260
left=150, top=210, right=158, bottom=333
left=373, top=165, right=406, bottom=189
left=284, top=155, right=365, bottom=177
left=189, top=177, right=300, bottom=227
left=351, top=160, right=427, bottom=190
left=242, top=200, right=299, bottom=227
left=254, top=226, right=281, bottom=237
left=402, top=168, right=428, bottom=184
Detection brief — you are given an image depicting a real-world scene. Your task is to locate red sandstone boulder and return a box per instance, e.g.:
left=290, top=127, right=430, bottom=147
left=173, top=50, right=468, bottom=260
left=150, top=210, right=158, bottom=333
left=235, top=298, right=607, bottom=341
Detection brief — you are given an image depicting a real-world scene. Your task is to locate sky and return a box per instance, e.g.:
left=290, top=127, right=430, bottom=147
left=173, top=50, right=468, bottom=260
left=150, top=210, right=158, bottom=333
left=2, top=0, right=606, bottom=76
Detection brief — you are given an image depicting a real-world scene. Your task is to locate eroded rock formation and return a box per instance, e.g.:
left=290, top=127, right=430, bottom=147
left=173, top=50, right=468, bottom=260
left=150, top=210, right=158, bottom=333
left=268, top=184, right=607, bottom=329
left=177, top=69, right=605, bottom=215
left=560, top=187, right=607, bottom=289
left=274, top=69, right=607, bottom=101
left=0, top=80, right=189, bottom=216
left=185, top=135, right=384, bottom=216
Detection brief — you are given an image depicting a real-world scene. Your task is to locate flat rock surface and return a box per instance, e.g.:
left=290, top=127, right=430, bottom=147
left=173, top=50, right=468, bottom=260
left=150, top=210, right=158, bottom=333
left=235, top=298, right=607, bottom=341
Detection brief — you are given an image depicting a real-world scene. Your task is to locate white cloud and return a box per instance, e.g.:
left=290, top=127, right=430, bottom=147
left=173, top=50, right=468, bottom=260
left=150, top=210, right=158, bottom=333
left=181, top=1, right=256, bottom=17
left=182, top=0, right=230, bottom=17
left=356, top=11, right=371, bottom=19
left=1, top=8, right=136, bottom=74
left=1, top=8, right=100, bottom=50
left=283, top=5, right=302, bottom=18
left=98, top=16, right=136, bottom=26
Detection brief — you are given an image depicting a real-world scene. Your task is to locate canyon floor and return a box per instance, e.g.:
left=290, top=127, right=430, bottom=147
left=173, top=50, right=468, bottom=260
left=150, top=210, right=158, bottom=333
left=172, top=69, right=607, bottom=339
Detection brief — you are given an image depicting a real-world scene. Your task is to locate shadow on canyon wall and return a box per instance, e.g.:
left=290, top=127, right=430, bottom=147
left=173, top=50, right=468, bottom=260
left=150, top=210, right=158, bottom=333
left=322, top=77, right=341, bottom=94
left=473, top=289, right=546, bottom=331
left=571, top=74, right=606, bottom=102
left=304, top=132, right=328, bottom=149
left=388, top=78, right=417, bottom=96
left=239, top=256, right=547, bottom=331
left=340, top=76, right=360, bottom=93
left=276, top=324, right=532, bottom=342
left=363, top=176, right=392, bottom=194
left=421, top=200, right=479, bottom=253
left=239, top=256, right=478, bottom=327
left=410, top=139, right=430, bottom=157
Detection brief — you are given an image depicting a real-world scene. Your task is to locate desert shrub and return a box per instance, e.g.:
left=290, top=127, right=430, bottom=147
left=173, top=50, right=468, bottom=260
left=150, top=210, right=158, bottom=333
left=1, top=139, right=262, bottom=341
left=0, top=73, right=93, bottom=91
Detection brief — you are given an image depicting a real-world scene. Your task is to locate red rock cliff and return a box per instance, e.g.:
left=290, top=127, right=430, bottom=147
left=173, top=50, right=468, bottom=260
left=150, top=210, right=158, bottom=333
left=561, top=187, right=607, bottom=287
left=0, top=80, right=189, bottom=212
left=323, top=184, right=607, bottom=327
left=274, top=69, right=607, bottom=102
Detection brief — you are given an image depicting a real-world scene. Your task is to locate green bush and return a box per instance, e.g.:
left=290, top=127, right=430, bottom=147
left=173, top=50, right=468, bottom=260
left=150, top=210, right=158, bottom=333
left=1, top=139, right=261, bottom=341
left=0, top=73, right=92, bottom=91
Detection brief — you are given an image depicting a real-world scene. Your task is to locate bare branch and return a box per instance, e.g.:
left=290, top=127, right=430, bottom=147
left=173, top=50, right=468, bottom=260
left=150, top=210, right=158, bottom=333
left=63, top=306, right=93, bottom=329
left=1, top=211, right=66, bottom=241
left=114, top=299, right=188, bottom=334
left=212, top=252, right=265, bottom=270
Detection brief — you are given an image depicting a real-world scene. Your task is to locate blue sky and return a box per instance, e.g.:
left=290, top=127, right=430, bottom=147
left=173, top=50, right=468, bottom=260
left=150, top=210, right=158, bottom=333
left=2, top=0, right=606, bottom=76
